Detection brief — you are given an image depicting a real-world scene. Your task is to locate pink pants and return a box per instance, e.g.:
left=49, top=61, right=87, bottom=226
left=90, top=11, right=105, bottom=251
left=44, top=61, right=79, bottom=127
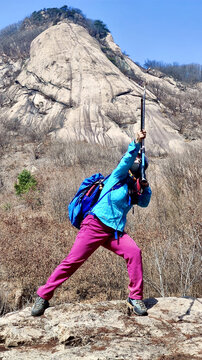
left=37, top=215, right=143, bottom=300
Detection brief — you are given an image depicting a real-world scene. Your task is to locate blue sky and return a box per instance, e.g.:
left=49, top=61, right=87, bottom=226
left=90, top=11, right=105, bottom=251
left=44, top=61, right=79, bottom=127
left=0, top=0, right=201, bottom=66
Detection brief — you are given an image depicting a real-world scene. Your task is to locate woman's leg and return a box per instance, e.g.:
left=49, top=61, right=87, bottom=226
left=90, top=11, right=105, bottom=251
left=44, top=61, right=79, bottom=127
left=37, top=215, right=113, bottom=300
left=103, top=233, right=143, bottom=299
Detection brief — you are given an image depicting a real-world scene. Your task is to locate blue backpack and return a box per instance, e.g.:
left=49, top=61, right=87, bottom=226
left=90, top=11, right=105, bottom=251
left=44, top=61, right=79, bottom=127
left=68, top=173, right=138, bottom=229
left=68, top=173, right=107, bottom=229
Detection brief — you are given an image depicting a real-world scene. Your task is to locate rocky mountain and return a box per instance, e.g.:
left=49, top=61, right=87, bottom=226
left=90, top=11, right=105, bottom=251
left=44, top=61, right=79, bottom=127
left=0, top=297, right=201, bottom=359
left=0, top=19, right=201, bottom=156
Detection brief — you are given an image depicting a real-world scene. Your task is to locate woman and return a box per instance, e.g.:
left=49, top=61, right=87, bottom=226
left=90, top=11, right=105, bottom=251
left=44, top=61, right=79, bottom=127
left=31, top=130, right=152, bottom=316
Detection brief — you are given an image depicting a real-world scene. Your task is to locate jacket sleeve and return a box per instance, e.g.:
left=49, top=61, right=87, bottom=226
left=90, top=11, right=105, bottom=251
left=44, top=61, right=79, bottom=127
left=111, top=141, right=141, bottom=181
left=137, top=186, right=152, bottom=207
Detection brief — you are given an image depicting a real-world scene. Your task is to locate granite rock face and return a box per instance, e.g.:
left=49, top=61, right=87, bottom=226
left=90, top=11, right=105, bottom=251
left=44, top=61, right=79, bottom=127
left=0, top=297, right=201, bottom=359
left=0, top=22, right=191, bottom=154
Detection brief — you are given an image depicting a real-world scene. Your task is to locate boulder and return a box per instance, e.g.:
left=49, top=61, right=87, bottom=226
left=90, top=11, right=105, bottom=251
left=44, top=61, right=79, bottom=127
left=0, top=297, right=201, bottom=359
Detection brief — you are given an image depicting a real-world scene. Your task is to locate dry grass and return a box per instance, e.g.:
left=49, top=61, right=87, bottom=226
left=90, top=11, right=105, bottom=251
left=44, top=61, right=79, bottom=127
left=0, top=135, right=201, bottom=314
left=130, top=150, right=202, bottom=298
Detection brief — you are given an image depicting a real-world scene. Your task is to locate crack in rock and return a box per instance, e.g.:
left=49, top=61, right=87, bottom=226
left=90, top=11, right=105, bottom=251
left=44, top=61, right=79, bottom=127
left=178, top=298, right=195, bottom=321
left=15, top=80, right=73, bottom=109
left=26, top=70, right=71, bottom=91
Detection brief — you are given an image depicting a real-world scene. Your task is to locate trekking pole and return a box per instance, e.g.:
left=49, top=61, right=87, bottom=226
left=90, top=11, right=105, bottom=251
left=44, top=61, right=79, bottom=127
left=140, top=86, right=146, bottom=183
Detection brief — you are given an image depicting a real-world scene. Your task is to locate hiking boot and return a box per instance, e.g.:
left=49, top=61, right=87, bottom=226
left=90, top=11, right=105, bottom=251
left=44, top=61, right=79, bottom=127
left=31, top=296, right=49, bottom=316
left=127, top=298, right=148, bottom=316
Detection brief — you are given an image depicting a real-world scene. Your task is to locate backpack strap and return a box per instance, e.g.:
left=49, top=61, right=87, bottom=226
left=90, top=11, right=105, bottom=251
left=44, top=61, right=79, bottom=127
left=91, top=186, right=115, bottom=211
left=90, top=176, right=126, bottom=212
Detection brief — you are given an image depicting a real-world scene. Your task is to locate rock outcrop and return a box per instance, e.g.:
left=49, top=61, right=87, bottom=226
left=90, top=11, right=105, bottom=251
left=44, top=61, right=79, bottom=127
left=0, top=21, right=195, bottom=154
left=0, top=297, right=201, bottom=359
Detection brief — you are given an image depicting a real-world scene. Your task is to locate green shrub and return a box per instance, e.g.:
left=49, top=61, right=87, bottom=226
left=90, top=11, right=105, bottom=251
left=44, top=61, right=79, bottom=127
left=14, top=169, right=37, bottom=195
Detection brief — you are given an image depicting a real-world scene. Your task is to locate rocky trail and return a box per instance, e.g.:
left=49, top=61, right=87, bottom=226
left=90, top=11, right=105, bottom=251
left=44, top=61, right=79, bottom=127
left=0, top=297, right=201, bottom=359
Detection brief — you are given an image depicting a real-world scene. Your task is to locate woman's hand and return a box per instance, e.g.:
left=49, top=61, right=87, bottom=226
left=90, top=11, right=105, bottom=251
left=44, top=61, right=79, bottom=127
left=136, top=130, right=146, bottom=143
left=140, top=179, right=149, bottom=188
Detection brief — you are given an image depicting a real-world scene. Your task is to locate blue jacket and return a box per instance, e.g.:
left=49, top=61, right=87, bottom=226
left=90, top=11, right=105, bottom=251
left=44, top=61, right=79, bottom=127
left=92, top=141, right=152, bottom=233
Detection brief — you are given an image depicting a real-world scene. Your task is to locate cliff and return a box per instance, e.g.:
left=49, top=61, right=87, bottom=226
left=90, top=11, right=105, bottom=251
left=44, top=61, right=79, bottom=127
left=1, top=21, right=201, bottom=155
